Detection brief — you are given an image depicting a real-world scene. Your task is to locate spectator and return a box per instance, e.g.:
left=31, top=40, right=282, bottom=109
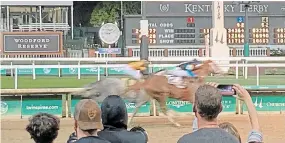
left=177, top=84, right=239, bottom=143
left=232, top=84, right=263, bottom=143
left=98, top=95, right=148, bottom=143
left=72, top=99, right=110, bottom=143
left=26, top=113, right=60, bottom=143
left=191, top=84, right=263, bottom=143
left=218, top=122, right=241, bottom=142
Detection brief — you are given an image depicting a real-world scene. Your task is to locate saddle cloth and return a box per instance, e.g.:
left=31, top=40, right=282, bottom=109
left=166, top=75, right=187, bottom=88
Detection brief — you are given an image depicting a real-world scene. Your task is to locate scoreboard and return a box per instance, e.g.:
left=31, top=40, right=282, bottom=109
left=124, top=2, right=285, bottom=48
left=130, top=17, right=197, bottom=45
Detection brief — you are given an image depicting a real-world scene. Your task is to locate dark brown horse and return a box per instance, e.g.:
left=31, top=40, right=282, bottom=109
left=73, top=60, right=224, bottom=127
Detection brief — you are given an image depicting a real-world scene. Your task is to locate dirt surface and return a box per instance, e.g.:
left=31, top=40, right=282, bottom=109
left=1, top=114, right=285, bottom=143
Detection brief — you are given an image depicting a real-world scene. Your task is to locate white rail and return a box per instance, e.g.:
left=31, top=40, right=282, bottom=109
left=1, top=63, right=284, bottom=89
left=2, top=57, right=285, bottom=62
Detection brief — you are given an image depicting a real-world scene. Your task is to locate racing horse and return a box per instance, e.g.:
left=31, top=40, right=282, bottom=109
left=73, top=60, right=224, bottom=127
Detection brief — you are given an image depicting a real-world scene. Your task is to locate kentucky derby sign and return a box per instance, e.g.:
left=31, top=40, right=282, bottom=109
left=99, top=23, right=121, bottom=45
left=0, top=32, right=63, bottom=54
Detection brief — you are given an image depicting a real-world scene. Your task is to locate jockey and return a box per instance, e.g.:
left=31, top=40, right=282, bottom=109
left=123, top=60, right=149, bottom=80
left=167, top=59, right=201, bottom=78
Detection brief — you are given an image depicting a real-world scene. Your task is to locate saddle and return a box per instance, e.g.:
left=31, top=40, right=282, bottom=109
left=166, top=75, right=187, bottom=89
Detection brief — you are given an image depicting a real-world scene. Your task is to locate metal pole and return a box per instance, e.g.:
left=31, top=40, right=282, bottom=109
left=39, top=6, right=42, bottom=30
left=71, top=5, right=74, bottom=39
left=140, top=1, right=149, bottom=75
left=120, top=1, right=124, bottom=56
left=244, top=4, right=249, bottom=57
left=6, top=6, right=9, bottom=31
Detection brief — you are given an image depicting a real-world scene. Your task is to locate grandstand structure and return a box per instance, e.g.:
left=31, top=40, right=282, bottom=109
left=0, top=1, right=72, bottom=34
left=0, top=1, right=73, bottom=58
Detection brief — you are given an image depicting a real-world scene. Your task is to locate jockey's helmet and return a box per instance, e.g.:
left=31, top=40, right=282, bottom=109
left=185, top=64, right=194, bottom=70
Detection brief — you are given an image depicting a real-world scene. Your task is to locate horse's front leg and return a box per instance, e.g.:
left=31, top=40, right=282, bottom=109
left=158, top=94, right=181, bottom=127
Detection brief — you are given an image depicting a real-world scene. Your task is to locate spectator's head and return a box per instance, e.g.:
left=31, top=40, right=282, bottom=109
left=74, top=99, right=103, bottom=138
left=26, top=113, right=60, bottom=143
left=101, top=95, right=128, bottom=129
left=219, top=122, right=241, bottom=143
left=194, top=84, right=222, bottom=121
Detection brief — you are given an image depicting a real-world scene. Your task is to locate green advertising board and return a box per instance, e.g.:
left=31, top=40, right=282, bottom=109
left=35, top=68, right=58, bottom=75
left=221, top=96, right=236, bottom=112
left=107, top=67, right=125, bottom=75
left=243, top=95, right=285, bottom=112
left=62, top=68, right=105, bottom=75
left=166, top=98, right=193, bottom=112
left=21, top=97, right=62, bottom=116
left=71, top=98, right=150, bottom=116
left=81, top=67, right=105, bottom=75
left=161, top=96, right=236, bottom=113
left=17, top=68, right=33, bottom=75
left=1, top=97, right=21, bottom=117
left=152, top=66, right=175, bottom=73
left=0, top=69, right=6, bottom=75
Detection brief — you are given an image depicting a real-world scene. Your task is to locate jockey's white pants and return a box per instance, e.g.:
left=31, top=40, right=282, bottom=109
left=167, top=67, right=190, bottom=77
left=123, top=65, right=142, bottom=80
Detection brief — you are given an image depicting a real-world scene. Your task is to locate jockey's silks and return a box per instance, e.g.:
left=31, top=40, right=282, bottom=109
left=186, top=69, right=196, bottom=77
left=128, top=61, right=146, bottom=70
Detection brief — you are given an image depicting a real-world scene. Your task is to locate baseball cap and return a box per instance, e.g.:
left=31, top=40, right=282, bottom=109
left=74, top=99, right=103, bottom=130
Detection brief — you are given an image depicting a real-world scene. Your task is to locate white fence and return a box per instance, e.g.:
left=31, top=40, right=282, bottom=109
left=2, top=57, right=285, bottom=62
left=1, top=63, right=285, bottom=89
left=131, top=48, right=268, bottom=57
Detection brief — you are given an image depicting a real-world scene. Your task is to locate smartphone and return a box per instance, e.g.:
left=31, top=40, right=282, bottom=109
left=217, top=85, right=236, bottom=96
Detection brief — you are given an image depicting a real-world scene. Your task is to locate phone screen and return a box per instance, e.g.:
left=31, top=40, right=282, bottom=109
left=217, top=85, right=236, bottom=95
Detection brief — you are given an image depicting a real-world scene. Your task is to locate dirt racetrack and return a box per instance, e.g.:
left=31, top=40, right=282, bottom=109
left=1, top=114, right=285, bottom=143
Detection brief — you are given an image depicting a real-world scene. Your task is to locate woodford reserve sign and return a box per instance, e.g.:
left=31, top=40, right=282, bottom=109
left=145, top=1, right=285, bottom=16
left=0, top=32, right=63, bottom=55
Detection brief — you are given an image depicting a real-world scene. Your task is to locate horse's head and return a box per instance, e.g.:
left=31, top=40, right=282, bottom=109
left=203, top=60, right=224, bottom=74
left=193, top=60, right=224, bottom=75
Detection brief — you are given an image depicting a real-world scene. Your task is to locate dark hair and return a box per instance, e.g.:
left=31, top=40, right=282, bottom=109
left=219, top=122, right=241, bottom=143
left=82, top=129, right=97, bottom=135
left=26, top=113, right=60, bottom=143
left=130, top=126, right=148, bottom=143
left=194, top=85, right=222, bottom=121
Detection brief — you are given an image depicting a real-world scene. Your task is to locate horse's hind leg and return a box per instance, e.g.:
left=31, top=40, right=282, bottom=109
left=127, top=100, right=147, bottom=127
left=127, top=89, right=150, bottom=127
left=158, top=95, right=181, bottom=127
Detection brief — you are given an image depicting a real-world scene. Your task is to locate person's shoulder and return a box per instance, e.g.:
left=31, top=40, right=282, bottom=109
left=74, top=136, right=111, bottom=143
left=201, top=128, right=240, bottom=142
left=99, top=129, right=147, bottom=143
left=178, top=128, right=239, bottom=143
left=177, top=133, right=194, bottom=143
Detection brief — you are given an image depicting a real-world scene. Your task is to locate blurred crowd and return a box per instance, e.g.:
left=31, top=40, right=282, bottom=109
left=25, top=83, right=262, bottom=143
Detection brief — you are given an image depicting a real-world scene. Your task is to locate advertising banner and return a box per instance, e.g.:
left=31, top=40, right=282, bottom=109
left=166, top=98, right=193, bottom=112
left=21, top=97, right=62, bottom=116
left=152, top=66, right=175, bottom=72
left=61, top=68, right=105, bottom=75
left=161, top=96, right=236, bottom=113
left=1, top=32, right=63, bottom=54
left=221, top=96, right=237, bottom=112
left=107, top=67, right=126, bottom=75
left=17, top=68, right=33, bottom=75
left=243, top=95, right=285, bottom=112
left=0, top=68, right=6, bottom=75
left=35, top=68, right=58, bottom=75
left=71, top=99, right=150, bottom=116
left=1, top=97, right=21, bottom=117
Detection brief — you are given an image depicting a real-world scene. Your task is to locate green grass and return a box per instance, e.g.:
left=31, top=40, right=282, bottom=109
left=0, top=75, right=283, bottom=89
